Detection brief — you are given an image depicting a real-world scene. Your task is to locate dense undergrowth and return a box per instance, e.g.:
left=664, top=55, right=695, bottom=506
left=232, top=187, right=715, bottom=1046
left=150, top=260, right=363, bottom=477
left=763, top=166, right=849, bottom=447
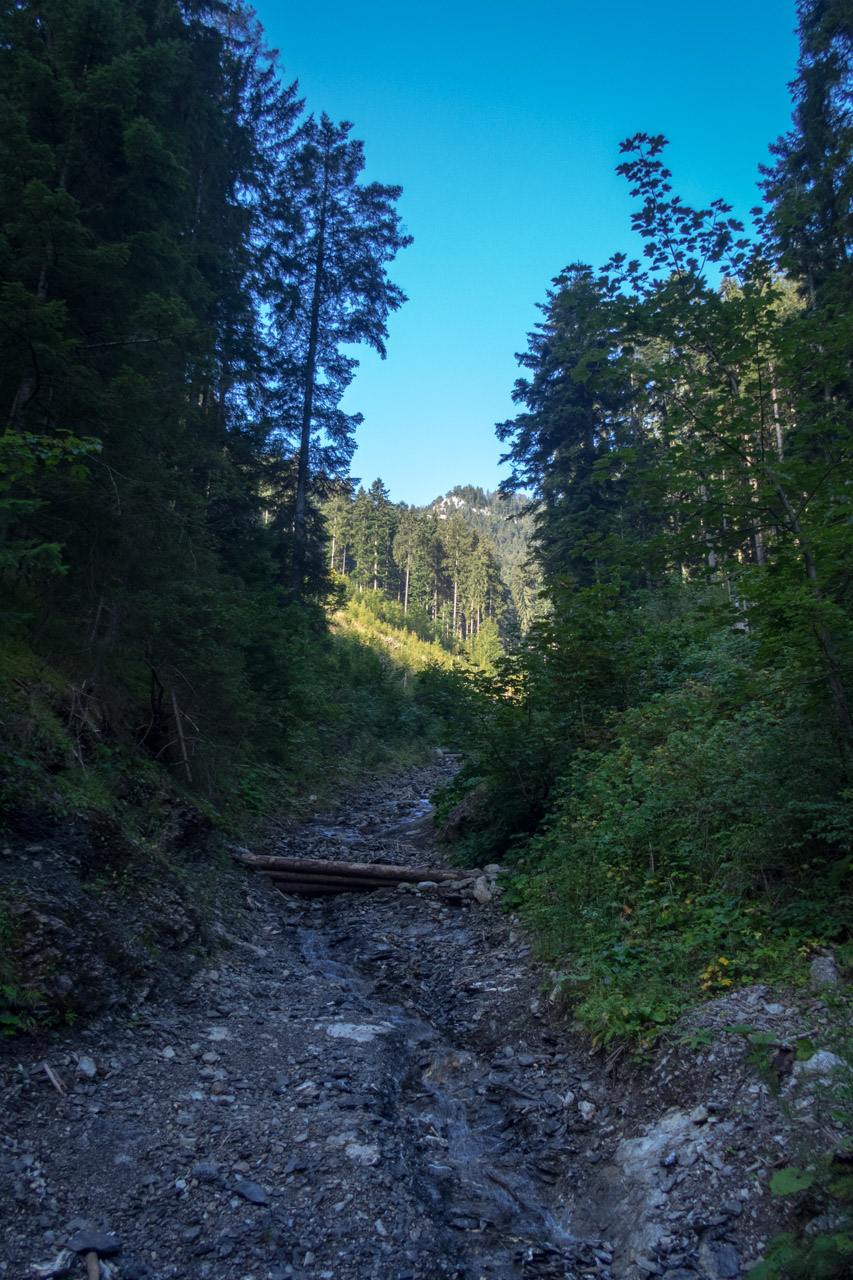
left=433, top=582, right=853, bottom=1047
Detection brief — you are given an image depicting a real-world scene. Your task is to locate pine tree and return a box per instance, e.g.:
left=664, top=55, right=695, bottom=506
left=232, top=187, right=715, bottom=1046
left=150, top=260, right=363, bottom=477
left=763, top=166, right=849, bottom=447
left=761, top=0, right=853, bottom=308
left=497, top=264, right=648, bottom=585
left=263, top=114, right=411, bottom=594
left=392, top=508, right=420, bottom=614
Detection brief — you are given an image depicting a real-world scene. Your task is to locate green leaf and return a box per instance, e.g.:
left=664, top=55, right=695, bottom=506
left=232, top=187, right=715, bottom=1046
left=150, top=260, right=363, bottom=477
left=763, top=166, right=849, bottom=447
left=746, top=1234, right=798, bottom=1279
left=795, top=1038, right=815, bottom=1061
left=769, top=1166, right=814, bottom=1196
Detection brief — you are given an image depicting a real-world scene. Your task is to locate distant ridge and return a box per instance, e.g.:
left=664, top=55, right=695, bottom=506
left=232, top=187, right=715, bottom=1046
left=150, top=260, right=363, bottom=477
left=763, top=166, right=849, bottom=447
left=421, top=485, right=534, bottom=584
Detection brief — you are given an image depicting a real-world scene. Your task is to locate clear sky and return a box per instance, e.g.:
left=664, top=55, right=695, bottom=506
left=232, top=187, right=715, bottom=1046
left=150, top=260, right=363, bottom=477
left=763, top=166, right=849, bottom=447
left=252, top=0, right=800, bottom=507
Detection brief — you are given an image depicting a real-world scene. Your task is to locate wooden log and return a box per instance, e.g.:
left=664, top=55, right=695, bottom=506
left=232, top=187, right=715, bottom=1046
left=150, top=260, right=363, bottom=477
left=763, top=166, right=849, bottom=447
left=242, top=854, right=464, bottom=882
left=269, top=872, right=400, bottom=891
left=263, top=867, right=415, bottom=887
left=270, top=879, right=381, bottom=896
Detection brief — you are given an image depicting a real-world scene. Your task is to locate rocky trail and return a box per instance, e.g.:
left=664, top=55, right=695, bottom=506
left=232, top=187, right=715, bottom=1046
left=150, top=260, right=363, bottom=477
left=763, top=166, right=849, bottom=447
left=1, top=755, right=842, bottom=1280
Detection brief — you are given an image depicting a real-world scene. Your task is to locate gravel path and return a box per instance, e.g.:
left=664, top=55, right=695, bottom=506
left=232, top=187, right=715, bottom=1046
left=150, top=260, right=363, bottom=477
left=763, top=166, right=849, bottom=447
left=2, top=755, right=838, bottom=1280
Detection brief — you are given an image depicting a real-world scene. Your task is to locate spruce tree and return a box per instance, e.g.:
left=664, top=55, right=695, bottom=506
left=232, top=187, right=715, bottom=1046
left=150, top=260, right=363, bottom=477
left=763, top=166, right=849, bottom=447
left=761, top=0, right=853, bottom=307
left=262, top=114, right=411, bottom=594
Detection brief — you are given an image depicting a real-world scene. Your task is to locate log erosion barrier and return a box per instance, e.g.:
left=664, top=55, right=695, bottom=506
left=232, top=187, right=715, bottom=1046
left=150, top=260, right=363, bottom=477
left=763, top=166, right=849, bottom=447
left=239, top=853, right=474, bottom=896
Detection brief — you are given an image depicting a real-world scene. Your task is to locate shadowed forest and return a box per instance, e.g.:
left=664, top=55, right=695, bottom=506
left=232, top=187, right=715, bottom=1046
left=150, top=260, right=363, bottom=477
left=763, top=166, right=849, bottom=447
left=2, top=0, right=853, bottom=1029
left=3, top=2, right=853, bottom=1271
left=4, top=2, right=850, bottom=1269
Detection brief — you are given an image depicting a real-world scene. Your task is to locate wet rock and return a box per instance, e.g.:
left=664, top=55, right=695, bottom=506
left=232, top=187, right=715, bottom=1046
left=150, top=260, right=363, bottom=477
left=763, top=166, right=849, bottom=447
left=0, top=760, right=797, bottom=1280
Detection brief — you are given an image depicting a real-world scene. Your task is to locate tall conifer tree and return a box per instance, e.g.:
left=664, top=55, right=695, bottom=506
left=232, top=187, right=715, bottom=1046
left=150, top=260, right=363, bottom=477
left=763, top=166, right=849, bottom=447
left=262, top=114, right=411, bottom=594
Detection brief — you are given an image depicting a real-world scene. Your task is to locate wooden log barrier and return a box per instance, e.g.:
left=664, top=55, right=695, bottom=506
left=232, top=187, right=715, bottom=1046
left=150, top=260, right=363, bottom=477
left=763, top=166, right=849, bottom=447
left=240, top=853, right=475, bottom=896
left=270, top=874, right=401, bottom=893
left=242, top=854, right=463, bottom=882
left=270, top=879, right=399, bottom=895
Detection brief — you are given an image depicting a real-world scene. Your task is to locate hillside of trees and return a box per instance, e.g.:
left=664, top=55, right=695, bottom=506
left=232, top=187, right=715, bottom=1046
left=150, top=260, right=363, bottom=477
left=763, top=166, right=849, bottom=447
left=321, top=480, right=541, bottom=651
left=0, top=0, right=434, bottom=829
left=439, top=0, right=853, bottom=1067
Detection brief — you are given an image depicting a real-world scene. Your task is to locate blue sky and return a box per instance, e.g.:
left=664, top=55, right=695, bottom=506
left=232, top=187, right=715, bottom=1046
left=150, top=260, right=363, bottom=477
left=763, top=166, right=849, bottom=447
left=253, top=1, right=800, bottom=507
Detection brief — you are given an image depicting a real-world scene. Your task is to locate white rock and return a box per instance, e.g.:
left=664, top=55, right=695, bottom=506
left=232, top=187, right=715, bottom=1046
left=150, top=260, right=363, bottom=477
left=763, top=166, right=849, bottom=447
left=345, top=1142, right=380, bottom=1165
left=325, top=1131, right=358, bottom=1149
left=473, top=876, right=493, bottom=904
left=616, top=1109, right=697, bottom=1175
left=326, top=1021, right=391, bottom=1042
left=75, top=1055, right=97, bottom=1080
left=810, top=956, right=840, bottom=991
left=790, top=1049, right=843, bottom=1081
left=578, top=1099, right=596, bottom=1122
left=161, top=1046, right=176, bottom=1060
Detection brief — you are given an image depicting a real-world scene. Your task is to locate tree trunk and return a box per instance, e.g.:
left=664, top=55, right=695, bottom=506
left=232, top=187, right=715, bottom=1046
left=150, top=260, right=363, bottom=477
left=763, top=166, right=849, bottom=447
left=329, top=509, right=338, bottom=571
left=291, top=164, right=330, bottom=596
left=768, top=363, right=785, bottom=462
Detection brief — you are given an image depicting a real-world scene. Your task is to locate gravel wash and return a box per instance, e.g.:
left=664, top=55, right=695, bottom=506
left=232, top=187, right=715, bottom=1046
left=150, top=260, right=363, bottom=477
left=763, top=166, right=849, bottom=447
left=0, top=757, right=837, bottom=1280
